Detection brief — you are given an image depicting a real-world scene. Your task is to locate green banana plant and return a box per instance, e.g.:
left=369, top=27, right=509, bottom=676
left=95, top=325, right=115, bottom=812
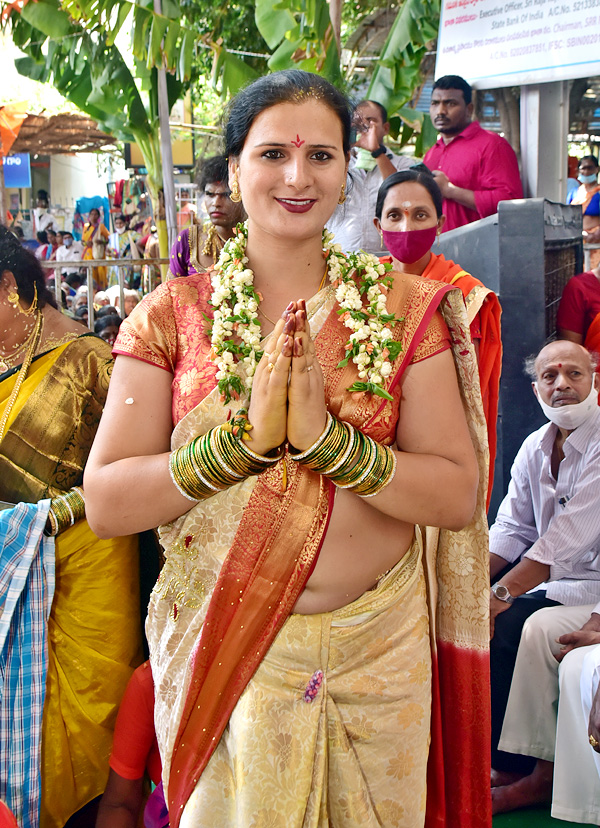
left=2, top=0, right=189, bottom=256
left=367, top=0, right=440, bottom=154
left=213, top=0, right=342, bottom=99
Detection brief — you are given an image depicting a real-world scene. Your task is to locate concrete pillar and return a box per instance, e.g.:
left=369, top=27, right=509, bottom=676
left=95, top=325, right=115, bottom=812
left=520, top=81, right=570, bottom=202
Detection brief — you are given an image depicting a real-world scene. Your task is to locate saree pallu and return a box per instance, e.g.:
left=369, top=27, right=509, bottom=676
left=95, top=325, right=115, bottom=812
left=421, top=253, right=501, bottom=508
left=0, top=337, right=143, bottom=828
left=147, top=275, right=490, bottom=827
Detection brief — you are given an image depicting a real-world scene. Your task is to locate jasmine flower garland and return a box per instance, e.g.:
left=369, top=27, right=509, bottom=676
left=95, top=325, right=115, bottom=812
left=209, top=223, right=403, bottom=404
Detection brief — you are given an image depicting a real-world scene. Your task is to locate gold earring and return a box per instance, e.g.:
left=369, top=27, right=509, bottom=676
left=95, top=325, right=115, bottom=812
left=7, top=288, right=20, bottom=309
left=379, top=229, right=384, bottom=246
left=338, top=183, right=346, bottom=205
left=22, top=283, right=38, bottom=316
left=230, top=173, right=242, bottom=203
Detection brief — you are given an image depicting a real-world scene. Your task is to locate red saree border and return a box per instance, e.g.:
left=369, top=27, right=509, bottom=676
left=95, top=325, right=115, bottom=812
left=169, top=461, right=333, bottom=822
left=426, top=644, right=492, bottom=827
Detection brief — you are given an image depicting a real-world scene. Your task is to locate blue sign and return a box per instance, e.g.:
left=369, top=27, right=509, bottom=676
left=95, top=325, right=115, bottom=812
left=2, top=153, right=32, bottom=188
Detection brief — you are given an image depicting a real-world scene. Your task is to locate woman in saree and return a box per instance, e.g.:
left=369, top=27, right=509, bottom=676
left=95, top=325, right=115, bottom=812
left=0, top=225, right=142, bottom=828
left=82, top=207, right=110, bottom=289
left=85, top=70, right=491, bottom=828
left=108, top=213, right=143, bottom=289
left=567, top=155, right=600, bottom=269
left=374, top=169, right=502, bottom=506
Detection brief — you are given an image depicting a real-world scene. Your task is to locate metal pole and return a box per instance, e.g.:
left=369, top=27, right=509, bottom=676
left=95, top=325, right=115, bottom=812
left=154, top=0, right=178, bottom=253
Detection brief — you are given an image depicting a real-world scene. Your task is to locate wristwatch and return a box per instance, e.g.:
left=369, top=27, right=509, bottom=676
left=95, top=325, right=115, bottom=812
left=491, top=583, right=515, bottom=604
left=371, top=145, right=387, bottom=159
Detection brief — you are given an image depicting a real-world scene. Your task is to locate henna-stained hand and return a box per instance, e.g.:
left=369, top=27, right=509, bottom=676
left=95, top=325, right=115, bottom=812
left=287, top=299, right=328, bottom=451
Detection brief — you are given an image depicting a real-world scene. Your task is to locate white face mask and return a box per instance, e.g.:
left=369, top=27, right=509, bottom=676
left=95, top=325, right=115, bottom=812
left=116, top=226, right=126, bottom=235
left=534, top=373, right=598, bottom=430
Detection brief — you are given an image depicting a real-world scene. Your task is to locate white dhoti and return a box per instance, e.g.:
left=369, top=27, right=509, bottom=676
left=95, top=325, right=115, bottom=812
left=498, top=604, right=600, bottom=824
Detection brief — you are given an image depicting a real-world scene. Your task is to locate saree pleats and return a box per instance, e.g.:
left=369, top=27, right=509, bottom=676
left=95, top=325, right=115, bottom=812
left=424, top=290, right=492, bottom=828
left=180, top=538, right=430, bottom=828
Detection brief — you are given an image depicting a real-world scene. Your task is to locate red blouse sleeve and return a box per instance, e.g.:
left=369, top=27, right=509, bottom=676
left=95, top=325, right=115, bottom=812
left=113, top=282, right=178, bottom=372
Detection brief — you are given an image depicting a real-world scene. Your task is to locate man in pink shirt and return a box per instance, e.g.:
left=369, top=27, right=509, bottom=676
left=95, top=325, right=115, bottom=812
left=424, top=75, right=523, bottom=232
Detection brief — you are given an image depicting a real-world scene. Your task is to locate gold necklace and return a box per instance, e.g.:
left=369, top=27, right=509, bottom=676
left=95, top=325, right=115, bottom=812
left=202, top=224, right=226, bottom=264
left=0, top=316, right=39, bottom=373
left=258, top=266, right=329, bottom=326
left=0, top=311, right=44, bottom=444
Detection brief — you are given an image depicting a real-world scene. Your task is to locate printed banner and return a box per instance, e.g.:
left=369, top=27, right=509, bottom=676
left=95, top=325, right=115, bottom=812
left=436, top=0, right=600, bottom=88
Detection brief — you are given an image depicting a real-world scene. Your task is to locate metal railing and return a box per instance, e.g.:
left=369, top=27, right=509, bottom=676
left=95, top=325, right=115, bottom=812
left=41, top=258, right=170, bottom=326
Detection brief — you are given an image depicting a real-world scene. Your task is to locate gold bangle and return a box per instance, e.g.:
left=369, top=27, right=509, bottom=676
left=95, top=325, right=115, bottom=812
left=169, top=424, right=284, bottom=502
left=46, top=486, right=86, bottom=535
left=291, top=414, right=397, bottom=497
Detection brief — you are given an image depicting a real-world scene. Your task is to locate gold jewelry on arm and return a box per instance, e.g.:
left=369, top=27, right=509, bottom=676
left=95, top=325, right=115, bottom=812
left=290, top=412, right=397, bottom=498
left=169, top=420, right=284, bottom=503
left=45, top=486, right=86, bottom=536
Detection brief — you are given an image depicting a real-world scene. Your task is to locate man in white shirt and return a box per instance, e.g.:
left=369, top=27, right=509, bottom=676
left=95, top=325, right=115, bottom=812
left=488, top=340, right=600, bottom=783
left=326, top=99, right=413, bottom=255
left=32, top=189, right=55, bottom=234
left=55, top=232, right=84, bottom=276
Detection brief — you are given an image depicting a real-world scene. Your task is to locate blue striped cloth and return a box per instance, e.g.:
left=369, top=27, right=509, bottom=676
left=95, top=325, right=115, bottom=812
left=0, top=501, right=55, bottom=828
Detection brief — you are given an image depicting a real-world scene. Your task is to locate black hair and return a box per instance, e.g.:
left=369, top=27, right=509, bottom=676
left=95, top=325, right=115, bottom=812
left=94, top=314, right=122, bottom=334
left=0, top=224, right=57, bottom=309
left=36, top=231, right=48, bottom=244
left=357, top=99, right=388, bottom=124
left=224, top=69, right=352, bottom=158
left=96, top=305, right=122, bottom=319
left=579, top=155, right=599, bottom=169
left=375, top=169, right=444, bottom=220
left=63, top=231, right=74, bottom=239
left=115, top=213, right=128, bottom=224
left=432, top=75, right=473, bottom=106
left=66, top=272, right=83, bottom=288
left=74, top=305, right=89, bottom=319
left=13, top=226, right=24, bottom=239
left=199, top=156, right=230, bottom=191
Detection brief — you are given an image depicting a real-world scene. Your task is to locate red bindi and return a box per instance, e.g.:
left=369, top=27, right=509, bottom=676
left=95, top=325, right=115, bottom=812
left=291, top=134, right=305, bottom=148
left=558, top=363, right=562, bottom=368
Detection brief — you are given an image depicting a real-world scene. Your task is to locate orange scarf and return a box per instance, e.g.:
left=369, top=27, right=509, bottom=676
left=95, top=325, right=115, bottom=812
left=585, top=313, right=600, bottom=405
left=421, top=253, right=501, bottom=507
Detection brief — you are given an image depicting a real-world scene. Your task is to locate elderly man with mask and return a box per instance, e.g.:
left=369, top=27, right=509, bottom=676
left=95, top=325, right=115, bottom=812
left=488, top=341, right=600, bottom=800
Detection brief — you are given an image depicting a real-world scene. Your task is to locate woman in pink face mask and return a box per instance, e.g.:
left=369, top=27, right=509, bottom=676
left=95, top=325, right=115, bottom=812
left=374, top=169, right=502, bottom=506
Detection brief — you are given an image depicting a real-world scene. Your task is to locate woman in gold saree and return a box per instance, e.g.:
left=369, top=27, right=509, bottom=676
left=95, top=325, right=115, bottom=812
left=85, top=71, right=491, bottom=828
left=0, top=226, right=142, bottom=828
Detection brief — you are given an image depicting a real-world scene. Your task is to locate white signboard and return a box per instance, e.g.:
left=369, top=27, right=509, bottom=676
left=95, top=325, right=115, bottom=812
left=436, top=0, right=600, bottom=88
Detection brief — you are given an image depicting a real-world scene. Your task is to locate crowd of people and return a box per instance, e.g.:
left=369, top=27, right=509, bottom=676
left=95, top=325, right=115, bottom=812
left=1, top=68, right=600, bottom=828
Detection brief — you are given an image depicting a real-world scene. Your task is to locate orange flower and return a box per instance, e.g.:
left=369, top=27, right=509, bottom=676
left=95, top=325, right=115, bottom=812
left=365, top=343, right=374, bottom=354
